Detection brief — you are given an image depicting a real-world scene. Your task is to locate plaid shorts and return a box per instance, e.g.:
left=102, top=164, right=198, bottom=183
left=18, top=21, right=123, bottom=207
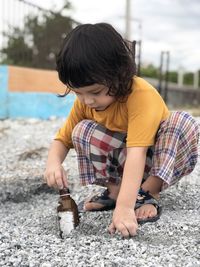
left=72, top=111, right=199, bottom=190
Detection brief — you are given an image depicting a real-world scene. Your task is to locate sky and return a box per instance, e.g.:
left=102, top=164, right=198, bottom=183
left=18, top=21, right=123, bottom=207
left=2, top=0, right=200, bottom=71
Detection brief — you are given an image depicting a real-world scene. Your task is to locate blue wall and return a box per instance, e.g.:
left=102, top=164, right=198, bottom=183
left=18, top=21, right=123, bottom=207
left=0, top=66, right=9, bottom=118
left=0, top=65, right=75, bottom=119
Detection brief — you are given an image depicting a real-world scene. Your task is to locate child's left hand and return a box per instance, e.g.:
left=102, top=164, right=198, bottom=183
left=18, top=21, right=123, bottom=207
left=108, top=205, right=138, bottom=237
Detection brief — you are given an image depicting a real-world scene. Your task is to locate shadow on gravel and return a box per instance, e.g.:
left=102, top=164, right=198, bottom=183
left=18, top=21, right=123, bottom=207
left=1, top=182, right=56, bottom=203
left=18, top=147, right=47, bottom=161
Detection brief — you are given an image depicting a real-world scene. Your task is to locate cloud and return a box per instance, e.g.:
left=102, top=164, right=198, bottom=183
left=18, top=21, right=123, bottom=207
left=28, top=0, right=200, bottom=71
left=132, top=0, right=200, bottom=70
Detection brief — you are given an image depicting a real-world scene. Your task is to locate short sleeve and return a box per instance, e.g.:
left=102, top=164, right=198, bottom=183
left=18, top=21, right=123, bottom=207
left=55, top=98, right=86, bottom=149
left=126, top=88, right=168, bottom=147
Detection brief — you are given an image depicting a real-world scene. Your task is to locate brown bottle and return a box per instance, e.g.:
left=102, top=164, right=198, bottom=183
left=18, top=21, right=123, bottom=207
left=57, top=187, right=79, bottom=238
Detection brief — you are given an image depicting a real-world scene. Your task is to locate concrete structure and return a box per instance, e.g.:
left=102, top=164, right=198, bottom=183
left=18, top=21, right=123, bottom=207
left=0, top=65, right=75, bottom=119
left=146, top=77, right=200, bottom=108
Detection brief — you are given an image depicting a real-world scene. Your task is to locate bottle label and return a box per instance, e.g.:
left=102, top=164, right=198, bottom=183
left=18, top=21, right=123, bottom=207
left=58, top=211, right=74, bottom=237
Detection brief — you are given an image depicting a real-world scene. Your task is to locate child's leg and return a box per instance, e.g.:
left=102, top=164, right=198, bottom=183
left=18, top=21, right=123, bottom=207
left=72, top=120, right=126, bottom=185
left=72, top=113, right=199, bottom=217
left=150, top=111, right=199, bottom=189
left=72, top=120, right=127, bottom=210
left=72, top=120, right=153, bottom=211
left=136, top=111, right=199, bottom=220
left=141, top=175, right=163, bottom=196
left=71, top=120, right=98, bottom=185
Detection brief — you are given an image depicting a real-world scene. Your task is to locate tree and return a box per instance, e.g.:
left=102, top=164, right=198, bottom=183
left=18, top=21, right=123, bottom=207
left=1, top=1, right=79, bottom=69
left=184, top=72, right=194, bottom=86
left=140, top=64, right=159, bottom=79
left=168, top=71, right=178, bottom=83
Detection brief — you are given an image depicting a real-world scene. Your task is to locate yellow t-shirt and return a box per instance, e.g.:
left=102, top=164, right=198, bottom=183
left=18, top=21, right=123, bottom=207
left=55, top=77, right=170, bottom=149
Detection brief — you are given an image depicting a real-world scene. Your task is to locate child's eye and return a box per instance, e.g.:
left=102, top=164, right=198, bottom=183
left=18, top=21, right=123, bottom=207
left=92, top=91, right=101, bottom=95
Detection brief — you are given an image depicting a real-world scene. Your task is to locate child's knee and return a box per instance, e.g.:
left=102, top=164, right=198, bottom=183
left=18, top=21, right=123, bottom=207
left=72, top=120, right=94, bottom=139
left=72, top=120, right=97, bottom=146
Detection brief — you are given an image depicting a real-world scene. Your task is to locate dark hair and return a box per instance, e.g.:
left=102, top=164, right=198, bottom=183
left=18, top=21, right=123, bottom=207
left=56, top=23, right=136, bottom=99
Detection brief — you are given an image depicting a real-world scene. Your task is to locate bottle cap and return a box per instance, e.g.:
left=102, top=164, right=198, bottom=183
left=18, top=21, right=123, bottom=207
left=59, top=187, right=70, bottom=196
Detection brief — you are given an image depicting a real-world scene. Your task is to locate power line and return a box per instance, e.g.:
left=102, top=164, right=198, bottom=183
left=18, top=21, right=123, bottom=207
left=18, top=0, right=52, bottom=13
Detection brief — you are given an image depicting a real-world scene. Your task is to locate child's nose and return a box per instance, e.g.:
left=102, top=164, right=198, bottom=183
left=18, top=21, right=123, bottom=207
left=84, top=97, right=94, bottom=105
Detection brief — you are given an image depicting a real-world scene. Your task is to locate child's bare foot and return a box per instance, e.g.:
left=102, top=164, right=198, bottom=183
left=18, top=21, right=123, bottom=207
left=84, top=201, right=109, bottom=211
left=135, top=203, right=157, bottom=220
left=135, top=193, right=160, bottom=221
left=135, top=175, right=162, bottom=222
left=84, top=183, right=120, bottom=211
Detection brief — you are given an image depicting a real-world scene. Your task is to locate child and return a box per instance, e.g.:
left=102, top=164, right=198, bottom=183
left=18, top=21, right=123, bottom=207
left=44, top=23, right=199, bottom=237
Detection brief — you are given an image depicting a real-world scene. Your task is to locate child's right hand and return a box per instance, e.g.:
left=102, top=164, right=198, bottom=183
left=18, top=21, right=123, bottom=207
left=108, top=205, right=138, bottom=237
left=44, top=164, right=68, bottom=189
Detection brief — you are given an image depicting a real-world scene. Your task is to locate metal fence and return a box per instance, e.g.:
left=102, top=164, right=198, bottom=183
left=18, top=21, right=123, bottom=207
left=0, top=0, right=80, bottom=70
left=0, top=0, right=46, bottom=64
left=0, top=0, right=142, bottom=72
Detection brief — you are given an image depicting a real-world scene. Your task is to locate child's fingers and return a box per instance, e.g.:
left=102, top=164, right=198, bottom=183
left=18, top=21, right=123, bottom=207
left=55, top=169, right=65, bottom=189
left=62, top=169, right=68, bottom=188
left=44, top=166, right=68, bottom=189
left=46, top=173, right=56, bottom=188
left=108, top=222, right=116, bottom=235
left=62, top=178, right=68, bottom=188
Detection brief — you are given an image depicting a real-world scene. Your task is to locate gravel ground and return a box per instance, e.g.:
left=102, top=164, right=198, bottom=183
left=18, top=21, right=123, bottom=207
left=0, top=117, right=200, bottom=267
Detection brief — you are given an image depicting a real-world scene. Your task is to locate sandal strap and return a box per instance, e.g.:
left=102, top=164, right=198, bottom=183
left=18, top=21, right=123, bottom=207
left=89, top=189, right=116, bottom=207
left=135, top=188, right=159, bottom=210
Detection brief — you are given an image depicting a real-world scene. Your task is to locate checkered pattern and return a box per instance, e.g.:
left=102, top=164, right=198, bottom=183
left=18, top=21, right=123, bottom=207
left=72, top=112, right=199, bottom=189
left=72, top=120, right=153, bottom=186
left=90, top=125, right=127, bottom=185
left=72, top=120, right=98, bottom=185
left=150, top=111, right=199, bottom=189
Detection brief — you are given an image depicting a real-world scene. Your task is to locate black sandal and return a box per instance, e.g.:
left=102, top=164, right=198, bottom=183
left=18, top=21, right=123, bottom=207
left=78, top=189, right=116, bottom=213
left=135, top=188, right=162, bottom=225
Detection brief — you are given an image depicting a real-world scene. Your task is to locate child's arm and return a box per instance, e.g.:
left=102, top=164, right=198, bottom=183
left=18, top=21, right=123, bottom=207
left=44, top=140, right=69, bottom=189
left=108, top=146, right=148, bottom=237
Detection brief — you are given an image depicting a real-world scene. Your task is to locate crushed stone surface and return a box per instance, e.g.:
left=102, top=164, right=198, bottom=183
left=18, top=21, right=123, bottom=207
left=0, top=117, right=200, bottom=267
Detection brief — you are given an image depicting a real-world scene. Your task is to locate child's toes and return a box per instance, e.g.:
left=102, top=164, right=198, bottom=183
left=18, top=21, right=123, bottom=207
left=135, top=208, right=145, bottom=219
left=135, top=204, right=158, bottom=220
left=148, top=210, right=157, bottom=218
left=144, top=209, right=152, bottom=218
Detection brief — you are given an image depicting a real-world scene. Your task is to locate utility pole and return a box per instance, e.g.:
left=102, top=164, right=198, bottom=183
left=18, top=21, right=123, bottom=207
left=124, top=0, right=142, bottom=76
left=194, top=71, right=199, bottom=89
left=125, top=0, right=131, bottom=40
left=158, top=51, right=170, bottom=103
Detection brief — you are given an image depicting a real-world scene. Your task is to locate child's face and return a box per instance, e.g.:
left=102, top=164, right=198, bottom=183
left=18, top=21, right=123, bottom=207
left=71, top=84, right=115, bottom=111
